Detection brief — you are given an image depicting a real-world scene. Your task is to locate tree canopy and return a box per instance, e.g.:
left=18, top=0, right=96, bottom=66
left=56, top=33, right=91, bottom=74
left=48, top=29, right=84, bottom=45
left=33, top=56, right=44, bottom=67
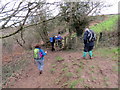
left=0, top=0, right=109, bottom=39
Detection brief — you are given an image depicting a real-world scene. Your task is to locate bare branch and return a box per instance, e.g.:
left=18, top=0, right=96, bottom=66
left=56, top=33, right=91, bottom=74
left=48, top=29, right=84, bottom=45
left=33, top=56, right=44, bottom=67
left=0, top=2, right=11, bottom=13
left=1, top=2, right=23, bottom=29
left=14, top=38, right=25, bottom=49
left=86, top=2, right=101, bottom=15
left=0, top=12, right=61, bottom=39
left=0, top=0, right=109, bottom=39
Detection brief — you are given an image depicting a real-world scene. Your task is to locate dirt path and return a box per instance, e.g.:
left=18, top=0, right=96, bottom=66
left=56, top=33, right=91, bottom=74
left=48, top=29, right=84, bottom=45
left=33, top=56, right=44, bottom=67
left=4, top=50, right=58, bottom=88
left=3, top=48, right=118, bottom=88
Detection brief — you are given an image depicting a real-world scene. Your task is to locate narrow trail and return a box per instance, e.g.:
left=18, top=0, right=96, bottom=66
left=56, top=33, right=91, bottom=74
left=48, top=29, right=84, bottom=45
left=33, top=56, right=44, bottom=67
left=3, top=48, right=118, bottom=88
left=4, top=49, right=83, bottom=88
left=9, top=50, right=60, bottom=88
left=2, top=15, right=118, bottom=88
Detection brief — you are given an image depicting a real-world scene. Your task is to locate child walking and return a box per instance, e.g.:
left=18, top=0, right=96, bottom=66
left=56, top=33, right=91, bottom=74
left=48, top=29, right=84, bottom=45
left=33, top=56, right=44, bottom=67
left=34, top=44, right=47, bottom=75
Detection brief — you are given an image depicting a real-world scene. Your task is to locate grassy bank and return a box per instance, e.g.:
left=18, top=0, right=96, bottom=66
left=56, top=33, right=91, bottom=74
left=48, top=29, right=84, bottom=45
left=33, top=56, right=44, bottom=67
left=94, top=47, right=119, bottom=61
left=90, top=15, right=118, bottom=33
left=2, top=59, right=30, bottom=86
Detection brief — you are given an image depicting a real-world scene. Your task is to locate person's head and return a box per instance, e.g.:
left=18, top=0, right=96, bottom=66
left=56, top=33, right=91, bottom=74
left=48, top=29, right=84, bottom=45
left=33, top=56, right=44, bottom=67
left=34, top=44, right=41, bottom=49
left=58, top=34, right=61, bottom=36
left=58, top=32, right=60, bottom=34
left=55, top=36, right=57, bottom=38
left=85, top=28, right=89, bottom=32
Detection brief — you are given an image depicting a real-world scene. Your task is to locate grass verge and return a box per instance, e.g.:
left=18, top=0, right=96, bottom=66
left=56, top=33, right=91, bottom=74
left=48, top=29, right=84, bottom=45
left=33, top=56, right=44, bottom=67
left=90, top=15, right=118, bottom=33
left=2, top=59, right=30, bottom=85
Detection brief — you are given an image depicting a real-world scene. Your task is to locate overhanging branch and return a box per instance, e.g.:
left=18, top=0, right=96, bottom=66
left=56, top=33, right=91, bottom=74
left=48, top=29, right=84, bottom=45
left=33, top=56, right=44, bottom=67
left=0, top=13, right=61, bottom=39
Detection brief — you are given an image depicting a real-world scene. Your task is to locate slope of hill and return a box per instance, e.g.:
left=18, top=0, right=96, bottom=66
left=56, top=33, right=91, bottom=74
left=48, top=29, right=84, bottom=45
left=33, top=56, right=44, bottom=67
left=2, top=47, right=118, bottom=88
left=2, top=14, right=119, bottom=88
left=90, top=15, right=118, bottom=33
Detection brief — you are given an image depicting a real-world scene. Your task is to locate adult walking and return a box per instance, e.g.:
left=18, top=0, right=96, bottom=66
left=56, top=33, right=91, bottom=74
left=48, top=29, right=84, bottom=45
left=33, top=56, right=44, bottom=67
left=82, top=28, right=96, bottom=59
left=50, top=36, right=55, bottom=51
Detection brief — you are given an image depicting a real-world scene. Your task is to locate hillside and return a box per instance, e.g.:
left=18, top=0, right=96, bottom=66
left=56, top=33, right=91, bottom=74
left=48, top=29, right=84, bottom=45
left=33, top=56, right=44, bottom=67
left=2, top=15, right=119, bottom=88
left=2, top=47, right=118, bottom=88
left=90, top=15, right=118, bottom=33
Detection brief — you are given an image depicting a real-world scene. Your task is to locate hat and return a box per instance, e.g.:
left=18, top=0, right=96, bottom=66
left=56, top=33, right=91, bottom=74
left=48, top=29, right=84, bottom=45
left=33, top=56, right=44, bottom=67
left=85, top=28, right=89, bottom=31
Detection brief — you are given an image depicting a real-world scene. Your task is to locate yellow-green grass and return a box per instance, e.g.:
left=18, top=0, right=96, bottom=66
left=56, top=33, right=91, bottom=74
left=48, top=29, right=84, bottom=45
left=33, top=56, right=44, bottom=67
left=90, top=15, right=118, bottom=33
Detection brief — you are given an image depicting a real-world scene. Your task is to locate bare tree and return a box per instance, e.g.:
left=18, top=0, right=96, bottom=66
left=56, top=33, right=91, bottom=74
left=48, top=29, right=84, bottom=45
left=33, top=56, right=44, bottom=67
left=0, top=0, right=111, bottom=50
left=0, top=0, right=63, bottom=50
left=0, top=0, right=61, bottom=39
left=59, top=0, right=110, bottom=49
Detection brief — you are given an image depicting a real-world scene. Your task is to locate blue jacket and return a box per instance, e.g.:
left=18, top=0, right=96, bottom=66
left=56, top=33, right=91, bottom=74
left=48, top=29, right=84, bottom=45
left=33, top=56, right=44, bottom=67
left=35, top=48, right=47, bottom=61
left=50, top=37, right=55, bottom=43
left=55, top=37, right=59, bottom=40
left=83, top=30, right=94, bottom=46
left=57, top=36, right=63, bottom=40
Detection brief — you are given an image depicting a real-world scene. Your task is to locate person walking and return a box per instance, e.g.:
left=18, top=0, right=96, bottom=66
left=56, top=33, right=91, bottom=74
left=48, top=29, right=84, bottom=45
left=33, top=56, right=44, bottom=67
left=34, top=44, right=47, bottom=75
left=50, top=36, right=55, bottom=51
left=82, top=28, right=96, bottom=59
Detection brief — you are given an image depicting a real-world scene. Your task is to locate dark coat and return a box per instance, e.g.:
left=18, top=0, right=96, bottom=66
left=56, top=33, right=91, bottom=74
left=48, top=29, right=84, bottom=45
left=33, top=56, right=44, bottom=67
left=83, top=30, right=94, bottom=46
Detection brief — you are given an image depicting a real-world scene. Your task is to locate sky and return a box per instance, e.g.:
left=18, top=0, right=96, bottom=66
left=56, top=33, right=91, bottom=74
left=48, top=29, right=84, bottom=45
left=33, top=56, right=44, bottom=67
left=0, top=0, right=119, bottom=15
left=100, top=0, right=119, bottom=14
left=0, top=0, right=119, bottom=27
left=46, top=0, right=120, bottom=15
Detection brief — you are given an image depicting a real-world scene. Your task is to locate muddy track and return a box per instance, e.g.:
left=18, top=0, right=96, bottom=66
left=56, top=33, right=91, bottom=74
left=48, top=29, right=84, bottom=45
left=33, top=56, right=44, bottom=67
left=3, top=49, right=118, bottom=88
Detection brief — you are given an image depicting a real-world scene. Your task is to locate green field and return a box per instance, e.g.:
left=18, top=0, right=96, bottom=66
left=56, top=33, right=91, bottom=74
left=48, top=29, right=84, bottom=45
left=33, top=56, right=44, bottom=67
left=94, top=47, right=119, bottom=58
left=90, top=15, right=118, bottom=33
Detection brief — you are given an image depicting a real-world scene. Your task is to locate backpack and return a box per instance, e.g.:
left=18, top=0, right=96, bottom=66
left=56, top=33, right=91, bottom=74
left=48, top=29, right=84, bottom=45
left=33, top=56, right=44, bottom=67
left=87, top=30, right=96, bottom=42
left=34, top=48, right=43, bottom=59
